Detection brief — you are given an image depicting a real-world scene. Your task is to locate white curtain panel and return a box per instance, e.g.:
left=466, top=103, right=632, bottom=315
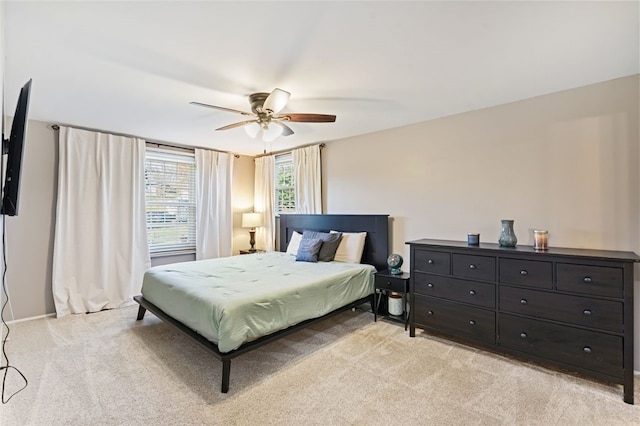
left=293, top=144, right=322, bottom=214
left=52, top=127, right=150, bottom=317
left=254, top=155, right=275, bottom=251
left=195, top=149, right=234, bottom=259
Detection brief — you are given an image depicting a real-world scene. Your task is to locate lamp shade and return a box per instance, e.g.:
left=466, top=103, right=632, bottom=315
left=242, top=212, right=263, bottom=228
left=263, top=88, right=290, bottom=114
left=262, top=123, right=283, bottom=142
left=244, top=122, right=261, bottom=138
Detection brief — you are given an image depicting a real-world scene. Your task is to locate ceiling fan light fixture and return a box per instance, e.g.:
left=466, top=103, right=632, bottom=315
left=262, top=122, right=283, bottom=142
left=244, top=121, right=261, bottom=138
left=262, top=88, right=290, bottom=114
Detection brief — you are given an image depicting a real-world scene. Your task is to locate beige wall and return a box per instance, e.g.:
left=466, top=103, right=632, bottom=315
left=0, top=0, right=6, bottom=329
left=5, top=76, right=640, bottom=367
left=231, top=155, right=256, bottom=254
left=0, top=2, right=4, bottom=113
left=7, top=122, right=256, bottom=320
left=5, top=120, right=57, bottom=319
left=322, top=74, right=640, bottom=368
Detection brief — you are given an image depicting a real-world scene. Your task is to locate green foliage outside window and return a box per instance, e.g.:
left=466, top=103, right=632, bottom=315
left=275, top=154, right=295, bottom=213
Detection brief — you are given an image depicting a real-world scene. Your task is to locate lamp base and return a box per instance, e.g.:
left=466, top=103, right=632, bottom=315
left=249, top=229, right=256, bottom=251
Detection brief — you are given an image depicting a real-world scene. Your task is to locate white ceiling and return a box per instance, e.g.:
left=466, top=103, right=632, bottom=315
left=3, top=1, right=639, bottom=156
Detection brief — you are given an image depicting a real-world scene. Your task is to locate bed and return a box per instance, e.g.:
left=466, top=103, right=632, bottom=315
left=134, top=214, right=389, bottom=393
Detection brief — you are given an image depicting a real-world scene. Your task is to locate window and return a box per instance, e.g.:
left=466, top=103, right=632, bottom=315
left=275, top=153, right=295, bottom=214
left=144, top=148, right=196, bottom=254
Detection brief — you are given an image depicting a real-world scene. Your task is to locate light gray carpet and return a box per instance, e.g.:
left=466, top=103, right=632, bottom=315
left=1, top=305, right=638, bottom=425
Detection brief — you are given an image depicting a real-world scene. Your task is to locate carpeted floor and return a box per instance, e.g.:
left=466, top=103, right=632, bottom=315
left=1, top=305, right=638, bottom=425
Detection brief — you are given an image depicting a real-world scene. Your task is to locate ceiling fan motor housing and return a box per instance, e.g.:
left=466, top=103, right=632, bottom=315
left=249, top=93, right=270, bottom=114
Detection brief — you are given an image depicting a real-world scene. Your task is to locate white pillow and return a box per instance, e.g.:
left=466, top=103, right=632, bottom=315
left=286, top=231, right=303, bottom=255
left=331, top=231, right=367, bottom=263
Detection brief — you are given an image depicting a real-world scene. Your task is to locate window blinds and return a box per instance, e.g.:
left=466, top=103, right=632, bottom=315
left=144, top=148, right=196, bottom=254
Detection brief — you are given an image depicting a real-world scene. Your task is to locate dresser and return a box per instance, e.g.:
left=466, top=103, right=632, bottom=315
left=407, top=239, right=639, bottom=404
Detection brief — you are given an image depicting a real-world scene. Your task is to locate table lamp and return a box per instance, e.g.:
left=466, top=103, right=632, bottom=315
left=242, top=212, right=263, bottom=252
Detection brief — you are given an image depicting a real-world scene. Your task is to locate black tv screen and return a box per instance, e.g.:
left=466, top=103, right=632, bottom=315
left=2, top=79, right=32, bottom=216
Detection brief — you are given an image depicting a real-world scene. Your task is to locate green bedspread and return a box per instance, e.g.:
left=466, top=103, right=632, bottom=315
left=141, top=251, right=375, bottom=353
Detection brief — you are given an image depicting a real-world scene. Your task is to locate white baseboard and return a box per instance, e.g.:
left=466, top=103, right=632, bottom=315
left=4, top=312, right=55, bottom=325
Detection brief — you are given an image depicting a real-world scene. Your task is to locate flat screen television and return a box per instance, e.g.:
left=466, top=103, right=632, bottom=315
left=2, top=79, right=32, bottom=216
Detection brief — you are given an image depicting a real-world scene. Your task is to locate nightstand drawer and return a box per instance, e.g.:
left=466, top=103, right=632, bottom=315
left=375, top=275, right=408, bottom=293
left=452, top=254, right=495, bottom=281
left=556, top=263, right=623, bottom=298
left=414, top=272, right=495, bottom=308
left=499, top=258, right=552, bottom=289
left=500, top=314, right=623, bottom=378
left=414, top=295, right=495, bottom=344
left=413, top=249, right=450, bottom=275
left=499, top=286, right=623, bottom=332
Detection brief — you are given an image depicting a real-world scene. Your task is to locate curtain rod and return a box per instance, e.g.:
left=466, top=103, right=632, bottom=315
left=49, top=123, right=240, bottom=158
left=255, top=142, right=326, bottom=159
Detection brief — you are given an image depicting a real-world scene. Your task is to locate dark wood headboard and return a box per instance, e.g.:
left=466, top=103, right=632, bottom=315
left=278, top=214, right=390, bottom=271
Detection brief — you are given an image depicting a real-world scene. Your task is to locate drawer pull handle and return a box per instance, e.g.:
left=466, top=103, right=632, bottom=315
left=583, top=309, right=592, bottom=316
left=583, top=346, right=592, bottom=354
left=469, top=290, right=476, bottom=296
left=428, top=259, right=434, bottom=264
left=428, top=310, right=434, bottom=316
left=469, top=320, right=476, bottom=325
left=520, top=299, right=527, bottom=305
left=583, top=276, right=592, bottom=283
left=520, top=270, right=528, bottom=276
left=520, top=332, right=527, bottom=339
left=427, top=283, right=433, bottom=288
left=469, top=264, right=476, bottom=269
left=386, top=281, right=392, bottom=286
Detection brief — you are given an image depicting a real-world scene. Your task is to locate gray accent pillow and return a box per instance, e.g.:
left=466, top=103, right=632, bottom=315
left=302, top=230, right=343, bottom=262
left=295, top=238, right=323, bottom=263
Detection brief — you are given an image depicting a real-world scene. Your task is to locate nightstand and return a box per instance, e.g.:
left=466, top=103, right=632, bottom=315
left=374, top=270, right=410, bottom=330
left=239, top=249, right=265, bottom=255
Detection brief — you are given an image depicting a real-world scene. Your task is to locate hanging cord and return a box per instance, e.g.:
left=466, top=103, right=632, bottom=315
left=0, top=143, right=28, bottom=403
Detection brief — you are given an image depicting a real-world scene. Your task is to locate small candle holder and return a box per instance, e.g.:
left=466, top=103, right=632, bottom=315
left=533, top=230, right=548, bottom=251
left=467, top=233, right=480, bottom=246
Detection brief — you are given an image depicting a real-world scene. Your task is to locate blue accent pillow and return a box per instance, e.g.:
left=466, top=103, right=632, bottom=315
left=295, top=238, right=323, bottom=263
left=302, top=230, right=343, bottom=262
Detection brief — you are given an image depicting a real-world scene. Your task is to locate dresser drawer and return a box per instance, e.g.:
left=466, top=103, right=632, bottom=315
left=375, top=274, right=408, bottom=293
left=499, top=286, right=623, bottom=332
left=499, top=314, right=623, bottom=378
left=414, top=249, right=450, bottom=275
left=499, top=258, right=552, bottom=289
left=452, top=254, right=496, bottom=281
left=414, top=295, right=495, bottom=344
left=556, top=263, right=623, bottom=298
left=414, top=272, right=495, bottom=308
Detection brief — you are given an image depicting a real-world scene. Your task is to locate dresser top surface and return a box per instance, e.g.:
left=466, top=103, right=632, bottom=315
left=406, top=238, right=640, bottom=263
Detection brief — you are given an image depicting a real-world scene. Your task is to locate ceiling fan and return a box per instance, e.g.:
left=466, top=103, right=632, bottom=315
left=190, top=88, right=337, bottom=141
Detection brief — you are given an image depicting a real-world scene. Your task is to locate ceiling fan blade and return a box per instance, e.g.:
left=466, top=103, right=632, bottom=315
left=262, top=88, right=290, bottom=114
left=279, top=122, right=295, bottom=137
left=216, top=120, right=258, bottom=131
left=281, top=113, right=336, bottom=123
left=190, top=101, right=253, bottom=116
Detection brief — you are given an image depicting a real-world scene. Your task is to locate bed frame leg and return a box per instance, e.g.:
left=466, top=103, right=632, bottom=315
left=221, top=359, right=231, bottom=393
left=136, top=305, right=147, bottom=320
